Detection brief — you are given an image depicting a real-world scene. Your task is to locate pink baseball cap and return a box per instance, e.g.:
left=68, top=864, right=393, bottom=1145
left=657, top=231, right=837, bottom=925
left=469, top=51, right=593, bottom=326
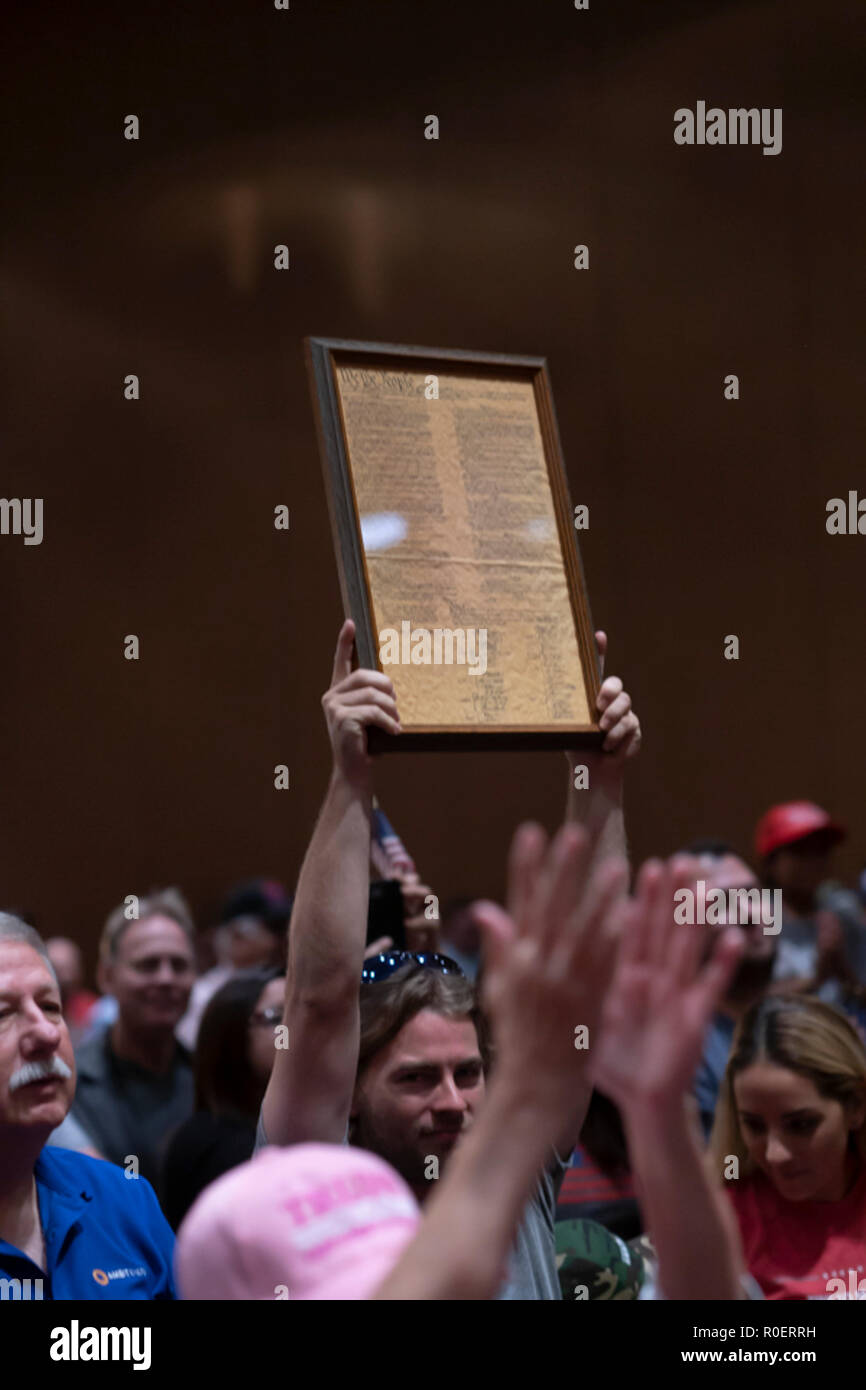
left=175, top=1144, right=419, bottom=1300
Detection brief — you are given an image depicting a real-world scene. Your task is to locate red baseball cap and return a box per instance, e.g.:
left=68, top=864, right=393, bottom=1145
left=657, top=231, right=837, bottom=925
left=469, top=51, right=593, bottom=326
left=754, top=802, right=846, bottom=859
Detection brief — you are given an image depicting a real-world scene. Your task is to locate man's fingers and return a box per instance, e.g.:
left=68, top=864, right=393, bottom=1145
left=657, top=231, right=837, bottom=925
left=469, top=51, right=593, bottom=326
left=572, top=857, right=629, bottom=974
left=584, top=887, right=631, bottom=1004
left=692, top=928, right=744, bottom=1028
left=364, top=936, right=393, bottom=959
left=647, top=861, right=682, bottom=975
left=505, top=822, right=547, bottom=933
left=331, top=619, right=356, bottom=688
left=332, top=667, right=396, bottom=698
left=666, top=859, right=707, bottom=990
left=666, top=915, right=704, bottom=999
left=611, top=862, right=654, bottom=975
left=472, top=900, right=516, bottom=982
left=334, top=688, right=401, bottom=724
left=401, top=881, right=432, bottom=915
left=596, top=676, right=623, bottom=713
left=533, top=824, right=591, bottom=954
left=595, top=630, right=608, bottom=678
left=602, top=712, right=641, bottom=754
left=644, top=850, right=670, bottom=973
left=344, top=705, right=402, bottom=738
left=598, top=689, right=630, bottom=726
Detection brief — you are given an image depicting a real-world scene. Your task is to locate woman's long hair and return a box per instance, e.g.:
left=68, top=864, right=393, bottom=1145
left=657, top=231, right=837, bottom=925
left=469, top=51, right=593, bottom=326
left=193, top=967, right=284, bottom=1120
left=710, top=995, right=866, bottom=1177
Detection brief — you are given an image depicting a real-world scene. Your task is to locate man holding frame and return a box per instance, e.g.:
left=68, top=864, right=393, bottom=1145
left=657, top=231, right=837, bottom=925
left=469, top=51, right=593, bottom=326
left=258, top=618, right=639, bottom=1298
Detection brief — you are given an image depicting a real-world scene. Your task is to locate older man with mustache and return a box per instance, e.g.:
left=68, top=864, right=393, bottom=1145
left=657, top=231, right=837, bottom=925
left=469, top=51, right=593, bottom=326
left=0, top=914, right=175, bottom=1300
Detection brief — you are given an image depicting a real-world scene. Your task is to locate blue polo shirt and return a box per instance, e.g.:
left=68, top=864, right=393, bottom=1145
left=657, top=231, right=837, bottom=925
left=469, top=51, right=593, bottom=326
left=0, top=1147, right=175, bottom=1300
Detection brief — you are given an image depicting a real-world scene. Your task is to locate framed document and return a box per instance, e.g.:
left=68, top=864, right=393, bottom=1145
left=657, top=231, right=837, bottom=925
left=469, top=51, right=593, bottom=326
left=306, top=337, right=602, bottom=751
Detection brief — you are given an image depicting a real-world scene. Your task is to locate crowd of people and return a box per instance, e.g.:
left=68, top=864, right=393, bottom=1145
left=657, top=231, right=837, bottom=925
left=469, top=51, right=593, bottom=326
left=2, top=619, right=865, bottom=1300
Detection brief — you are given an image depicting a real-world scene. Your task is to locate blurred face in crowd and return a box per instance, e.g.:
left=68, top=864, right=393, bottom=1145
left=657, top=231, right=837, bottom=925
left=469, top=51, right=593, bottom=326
left=102, top=915, right=195, bottom=1034
left=767, top=834, right=834, bottom=912
left=45, top=937, right=84, bottom=1003
left=351, top=1010, right=485, bottom=1194
left=734, top=1062, right=864, bottom=1202
left=228, top=917, right=281, bottom=971
left=247, top=975, right=286, bottom=1083
left=699, top=855, right=776, bottom=968
left=0, top=943, right=75, bottom=1140
left=441, top=905, right=481, bottom=959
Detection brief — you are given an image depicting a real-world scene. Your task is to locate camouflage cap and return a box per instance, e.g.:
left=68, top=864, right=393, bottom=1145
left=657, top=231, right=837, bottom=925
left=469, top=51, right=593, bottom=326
left=555, top=1218, right=647, bottom=1301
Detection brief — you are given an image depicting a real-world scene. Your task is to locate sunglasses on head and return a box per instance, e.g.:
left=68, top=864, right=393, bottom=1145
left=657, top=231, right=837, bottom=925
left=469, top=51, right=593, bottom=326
left=361, top=951, right=465, bottom=983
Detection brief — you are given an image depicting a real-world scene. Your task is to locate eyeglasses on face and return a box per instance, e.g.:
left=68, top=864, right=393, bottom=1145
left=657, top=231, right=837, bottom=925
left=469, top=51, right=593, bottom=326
left=248, top=1006, right=284, bottom=1028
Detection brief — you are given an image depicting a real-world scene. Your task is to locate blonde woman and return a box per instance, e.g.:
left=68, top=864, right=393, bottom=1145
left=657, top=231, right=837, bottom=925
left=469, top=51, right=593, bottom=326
left=710, top=995, right=866, bottom=1300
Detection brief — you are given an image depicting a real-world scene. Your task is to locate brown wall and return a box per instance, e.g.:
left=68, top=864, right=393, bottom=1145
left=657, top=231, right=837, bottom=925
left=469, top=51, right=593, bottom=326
left=3, top=0, right=864, bottom=975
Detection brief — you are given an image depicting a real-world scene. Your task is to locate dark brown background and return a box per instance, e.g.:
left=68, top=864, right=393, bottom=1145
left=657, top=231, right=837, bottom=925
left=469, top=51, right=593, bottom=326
left=2, top=0, right=863, bottom=972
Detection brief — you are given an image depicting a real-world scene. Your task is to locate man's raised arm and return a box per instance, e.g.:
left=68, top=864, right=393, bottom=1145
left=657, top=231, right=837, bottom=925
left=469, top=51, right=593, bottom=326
left=591, top=858, right=746, bottom=1301
left=556, top=628, right=641, bottom=1156
left=261, top=620, right=400, bottom=1147
left=565, top=629, right=640, bottom=863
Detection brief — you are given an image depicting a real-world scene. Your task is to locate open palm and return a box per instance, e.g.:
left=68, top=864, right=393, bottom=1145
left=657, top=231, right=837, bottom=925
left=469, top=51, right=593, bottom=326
left=591, top=858, right=743, bottom=1109
left=472, top=822, right=629, bottom=1098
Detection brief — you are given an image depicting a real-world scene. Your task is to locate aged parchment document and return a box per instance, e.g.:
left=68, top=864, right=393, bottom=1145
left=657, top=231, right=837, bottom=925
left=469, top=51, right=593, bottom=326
left=336, top=362, right=590, bottom=729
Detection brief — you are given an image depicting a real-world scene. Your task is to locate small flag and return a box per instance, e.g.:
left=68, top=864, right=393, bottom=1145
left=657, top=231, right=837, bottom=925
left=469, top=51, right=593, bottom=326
left=371, top=805, right=416, bottom=879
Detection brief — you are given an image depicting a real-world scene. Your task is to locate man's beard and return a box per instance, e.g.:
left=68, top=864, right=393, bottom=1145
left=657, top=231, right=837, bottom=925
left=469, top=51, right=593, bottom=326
left=351, top=1111, right=456, bottom=1194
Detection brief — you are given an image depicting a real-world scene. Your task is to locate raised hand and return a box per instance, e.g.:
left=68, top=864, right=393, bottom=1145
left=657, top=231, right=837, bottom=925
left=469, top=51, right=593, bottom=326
left=472, top=822, right=629, bottom=1111
left=321, top=620, right=401, bottom=786
left=591, top=857, right=744, bottom=1112
left=370, top=828, right=628, bottom=1302
left=564, top=629, right=641, bottom=799
left=593, top=630, right=642, bottom=760
left=400, top=875, right=437, bottom=932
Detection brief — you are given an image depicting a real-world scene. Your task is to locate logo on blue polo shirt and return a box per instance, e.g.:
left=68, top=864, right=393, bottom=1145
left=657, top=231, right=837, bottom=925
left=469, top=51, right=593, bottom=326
left=92, top=1266, right=147, bottom=1286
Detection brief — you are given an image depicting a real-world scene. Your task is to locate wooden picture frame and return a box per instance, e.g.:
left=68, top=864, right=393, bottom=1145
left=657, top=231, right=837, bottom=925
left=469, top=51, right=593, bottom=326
left=305, top=337, right=603, bottom=751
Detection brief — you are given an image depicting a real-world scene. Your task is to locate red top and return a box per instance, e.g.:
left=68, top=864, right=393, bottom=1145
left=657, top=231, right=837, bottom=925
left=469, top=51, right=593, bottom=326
left=65, top=989, right=98, bottom=1028
left=727, top=1162, right=866, bottom=1300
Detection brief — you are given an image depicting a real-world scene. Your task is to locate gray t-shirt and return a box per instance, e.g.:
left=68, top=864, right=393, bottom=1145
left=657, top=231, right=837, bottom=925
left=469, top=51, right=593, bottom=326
left=254, top=1112, right=565, bottom=1300
left=67, top=1032, right=194, bottom=1198
left=773, top=890, right=866, bottom=992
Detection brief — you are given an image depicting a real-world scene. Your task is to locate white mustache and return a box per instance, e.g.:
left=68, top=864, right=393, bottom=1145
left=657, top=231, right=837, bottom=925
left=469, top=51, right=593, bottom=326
left=10, top=1057, right=73, bottom=1092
